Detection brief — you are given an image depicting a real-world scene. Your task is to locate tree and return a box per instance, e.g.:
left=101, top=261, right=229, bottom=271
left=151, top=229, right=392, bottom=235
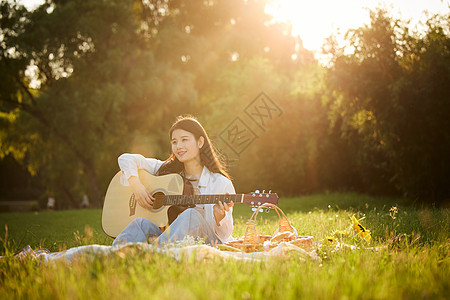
left=0, top=0, right=196, bottom=206
left=0, top=0, right=329, bottom=203
left=325, top=9, right=450, bottom=202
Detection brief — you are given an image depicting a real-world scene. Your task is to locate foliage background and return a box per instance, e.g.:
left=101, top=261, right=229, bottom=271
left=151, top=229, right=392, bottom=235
left=0, top=0, right=449, bottom=207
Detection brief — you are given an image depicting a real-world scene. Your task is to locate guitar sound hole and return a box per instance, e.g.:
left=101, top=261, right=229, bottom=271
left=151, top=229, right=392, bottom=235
left=152, top=192, right=165, bottom=209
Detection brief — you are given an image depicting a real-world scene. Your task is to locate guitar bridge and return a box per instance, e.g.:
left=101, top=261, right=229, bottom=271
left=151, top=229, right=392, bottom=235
left=129, top=194, right=136, bottom=216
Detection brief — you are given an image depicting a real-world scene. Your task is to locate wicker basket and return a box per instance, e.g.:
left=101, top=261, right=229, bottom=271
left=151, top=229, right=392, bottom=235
left=224, top=203, right=298, bottom=252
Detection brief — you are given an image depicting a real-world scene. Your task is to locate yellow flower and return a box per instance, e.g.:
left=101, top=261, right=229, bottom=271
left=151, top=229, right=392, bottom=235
left=351, top=215, right=371, bottom=243
left=351, top=215, right=363, bottom=232
left=324, top=236, right=337, bottom=244
left=357, top=229, right=372, bottom=243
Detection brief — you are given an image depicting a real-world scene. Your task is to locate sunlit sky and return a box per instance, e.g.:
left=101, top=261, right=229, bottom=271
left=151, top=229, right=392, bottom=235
left=20, top=0, right=450, bottom=52
left=265, top=0, right=449, bottom=51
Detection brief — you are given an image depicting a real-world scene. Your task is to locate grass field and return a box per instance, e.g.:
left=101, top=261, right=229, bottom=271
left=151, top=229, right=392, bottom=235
left=1, top=192, right=449, bottom=299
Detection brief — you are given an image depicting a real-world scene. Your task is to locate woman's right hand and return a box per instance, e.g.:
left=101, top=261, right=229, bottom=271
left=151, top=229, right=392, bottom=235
left=129, top=176, right=155, bottom=209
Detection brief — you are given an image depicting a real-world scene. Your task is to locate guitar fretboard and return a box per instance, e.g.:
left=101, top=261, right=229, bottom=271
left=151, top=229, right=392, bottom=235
left=164, top=194, right=243, bottom=206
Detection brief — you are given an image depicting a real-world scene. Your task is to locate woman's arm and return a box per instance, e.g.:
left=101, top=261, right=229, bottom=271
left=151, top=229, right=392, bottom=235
left=118, top=153, right=164, bottom=185
left=211, top=178, right=235, bottom=241
left=118, top=153, right=164, bottom=209
left=127, top=176, right=155, bottom=209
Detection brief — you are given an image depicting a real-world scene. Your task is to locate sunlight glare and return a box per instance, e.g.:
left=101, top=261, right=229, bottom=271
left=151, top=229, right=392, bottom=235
left=265, top=0, right=450, bottom=52
left=266, top=0, right=373, bottom=51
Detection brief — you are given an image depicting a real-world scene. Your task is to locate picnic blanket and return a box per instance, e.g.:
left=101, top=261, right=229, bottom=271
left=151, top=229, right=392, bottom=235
left=35, top=241, right=321, bottom=263
left=8, top=213, right=381, bottom=263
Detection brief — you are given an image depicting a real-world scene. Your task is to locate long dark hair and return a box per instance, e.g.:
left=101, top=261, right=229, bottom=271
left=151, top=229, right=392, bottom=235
left=156, top=115, right=230, bottom=180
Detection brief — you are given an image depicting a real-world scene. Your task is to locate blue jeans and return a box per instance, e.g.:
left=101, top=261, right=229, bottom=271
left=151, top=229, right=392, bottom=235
left=112, top=208, right=219, bottom=246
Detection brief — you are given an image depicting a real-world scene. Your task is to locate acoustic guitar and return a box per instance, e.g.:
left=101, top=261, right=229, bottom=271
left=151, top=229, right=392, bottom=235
left=101, top=170, right=278, bottom=237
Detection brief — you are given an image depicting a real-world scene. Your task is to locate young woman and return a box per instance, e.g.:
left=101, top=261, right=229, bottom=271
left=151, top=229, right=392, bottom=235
left=112, top=115, right=235, bottom=246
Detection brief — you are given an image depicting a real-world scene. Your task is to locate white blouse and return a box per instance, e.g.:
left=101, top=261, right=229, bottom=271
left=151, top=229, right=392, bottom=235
left=118, top=153, right=235, bottom=243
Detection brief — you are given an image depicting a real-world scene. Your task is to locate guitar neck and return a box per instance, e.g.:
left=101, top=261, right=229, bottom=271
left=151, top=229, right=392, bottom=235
left=164, top=194, right=244, bottom=206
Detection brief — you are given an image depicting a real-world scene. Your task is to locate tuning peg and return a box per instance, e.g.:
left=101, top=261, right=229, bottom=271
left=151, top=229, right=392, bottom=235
left=268, top=190, right=272, bottom=194
left=255, top=190, right=260, bottom=193
left=262, top=190, right=265, bottom=193
left=251, top=207, right=264, bottom=212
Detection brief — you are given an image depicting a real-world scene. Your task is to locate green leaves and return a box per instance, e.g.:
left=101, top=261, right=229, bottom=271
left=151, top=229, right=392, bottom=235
left=1, top=1, right=448, bottom=206
left=327, top=9, right=450, bottom=201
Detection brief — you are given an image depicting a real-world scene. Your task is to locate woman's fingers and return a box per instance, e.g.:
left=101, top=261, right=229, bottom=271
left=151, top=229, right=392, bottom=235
left=216, top=201, right=234, bottom=214
left=220, top=201, right=234, bottom=211
left=136, top=189, right=153, bottom=209
left=143, top=192, right=154, bottom=208
left=148, top=193, right=155, bottom=201
left=137, top=197, right=150, bottom=209
left=222, top=193, right=234, bottom=210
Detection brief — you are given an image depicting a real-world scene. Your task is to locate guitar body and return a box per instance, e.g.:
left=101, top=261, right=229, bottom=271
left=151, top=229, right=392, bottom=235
left=102, top=170, right=279, bottom=238
left=102, top=171, right=184, bottom=238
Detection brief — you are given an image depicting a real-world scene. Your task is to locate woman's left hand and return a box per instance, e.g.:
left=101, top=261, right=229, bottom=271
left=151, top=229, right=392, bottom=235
left=213, top=198, right=234, bottom=226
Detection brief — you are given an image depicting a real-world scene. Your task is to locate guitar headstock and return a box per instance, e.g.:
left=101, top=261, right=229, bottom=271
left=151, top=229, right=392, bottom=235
left=242, top=190, right=278, bottom=207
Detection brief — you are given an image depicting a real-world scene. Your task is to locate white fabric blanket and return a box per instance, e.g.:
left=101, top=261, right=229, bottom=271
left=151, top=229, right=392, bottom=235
left=39, top=242, right=320, bottom=263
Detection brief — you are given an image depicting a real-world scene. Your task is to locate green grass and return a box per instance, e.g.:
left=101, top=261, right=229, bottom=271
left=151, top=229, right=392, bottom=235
left=1, top=192, right=449, bottom=299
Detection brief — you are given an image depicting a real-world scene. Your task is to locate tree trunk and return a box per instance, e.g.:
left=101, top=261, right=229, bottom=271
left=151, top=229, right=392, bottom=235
left=59, top=180, right=79, bottom=208
left=83, top=163, right=103, bottom=208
